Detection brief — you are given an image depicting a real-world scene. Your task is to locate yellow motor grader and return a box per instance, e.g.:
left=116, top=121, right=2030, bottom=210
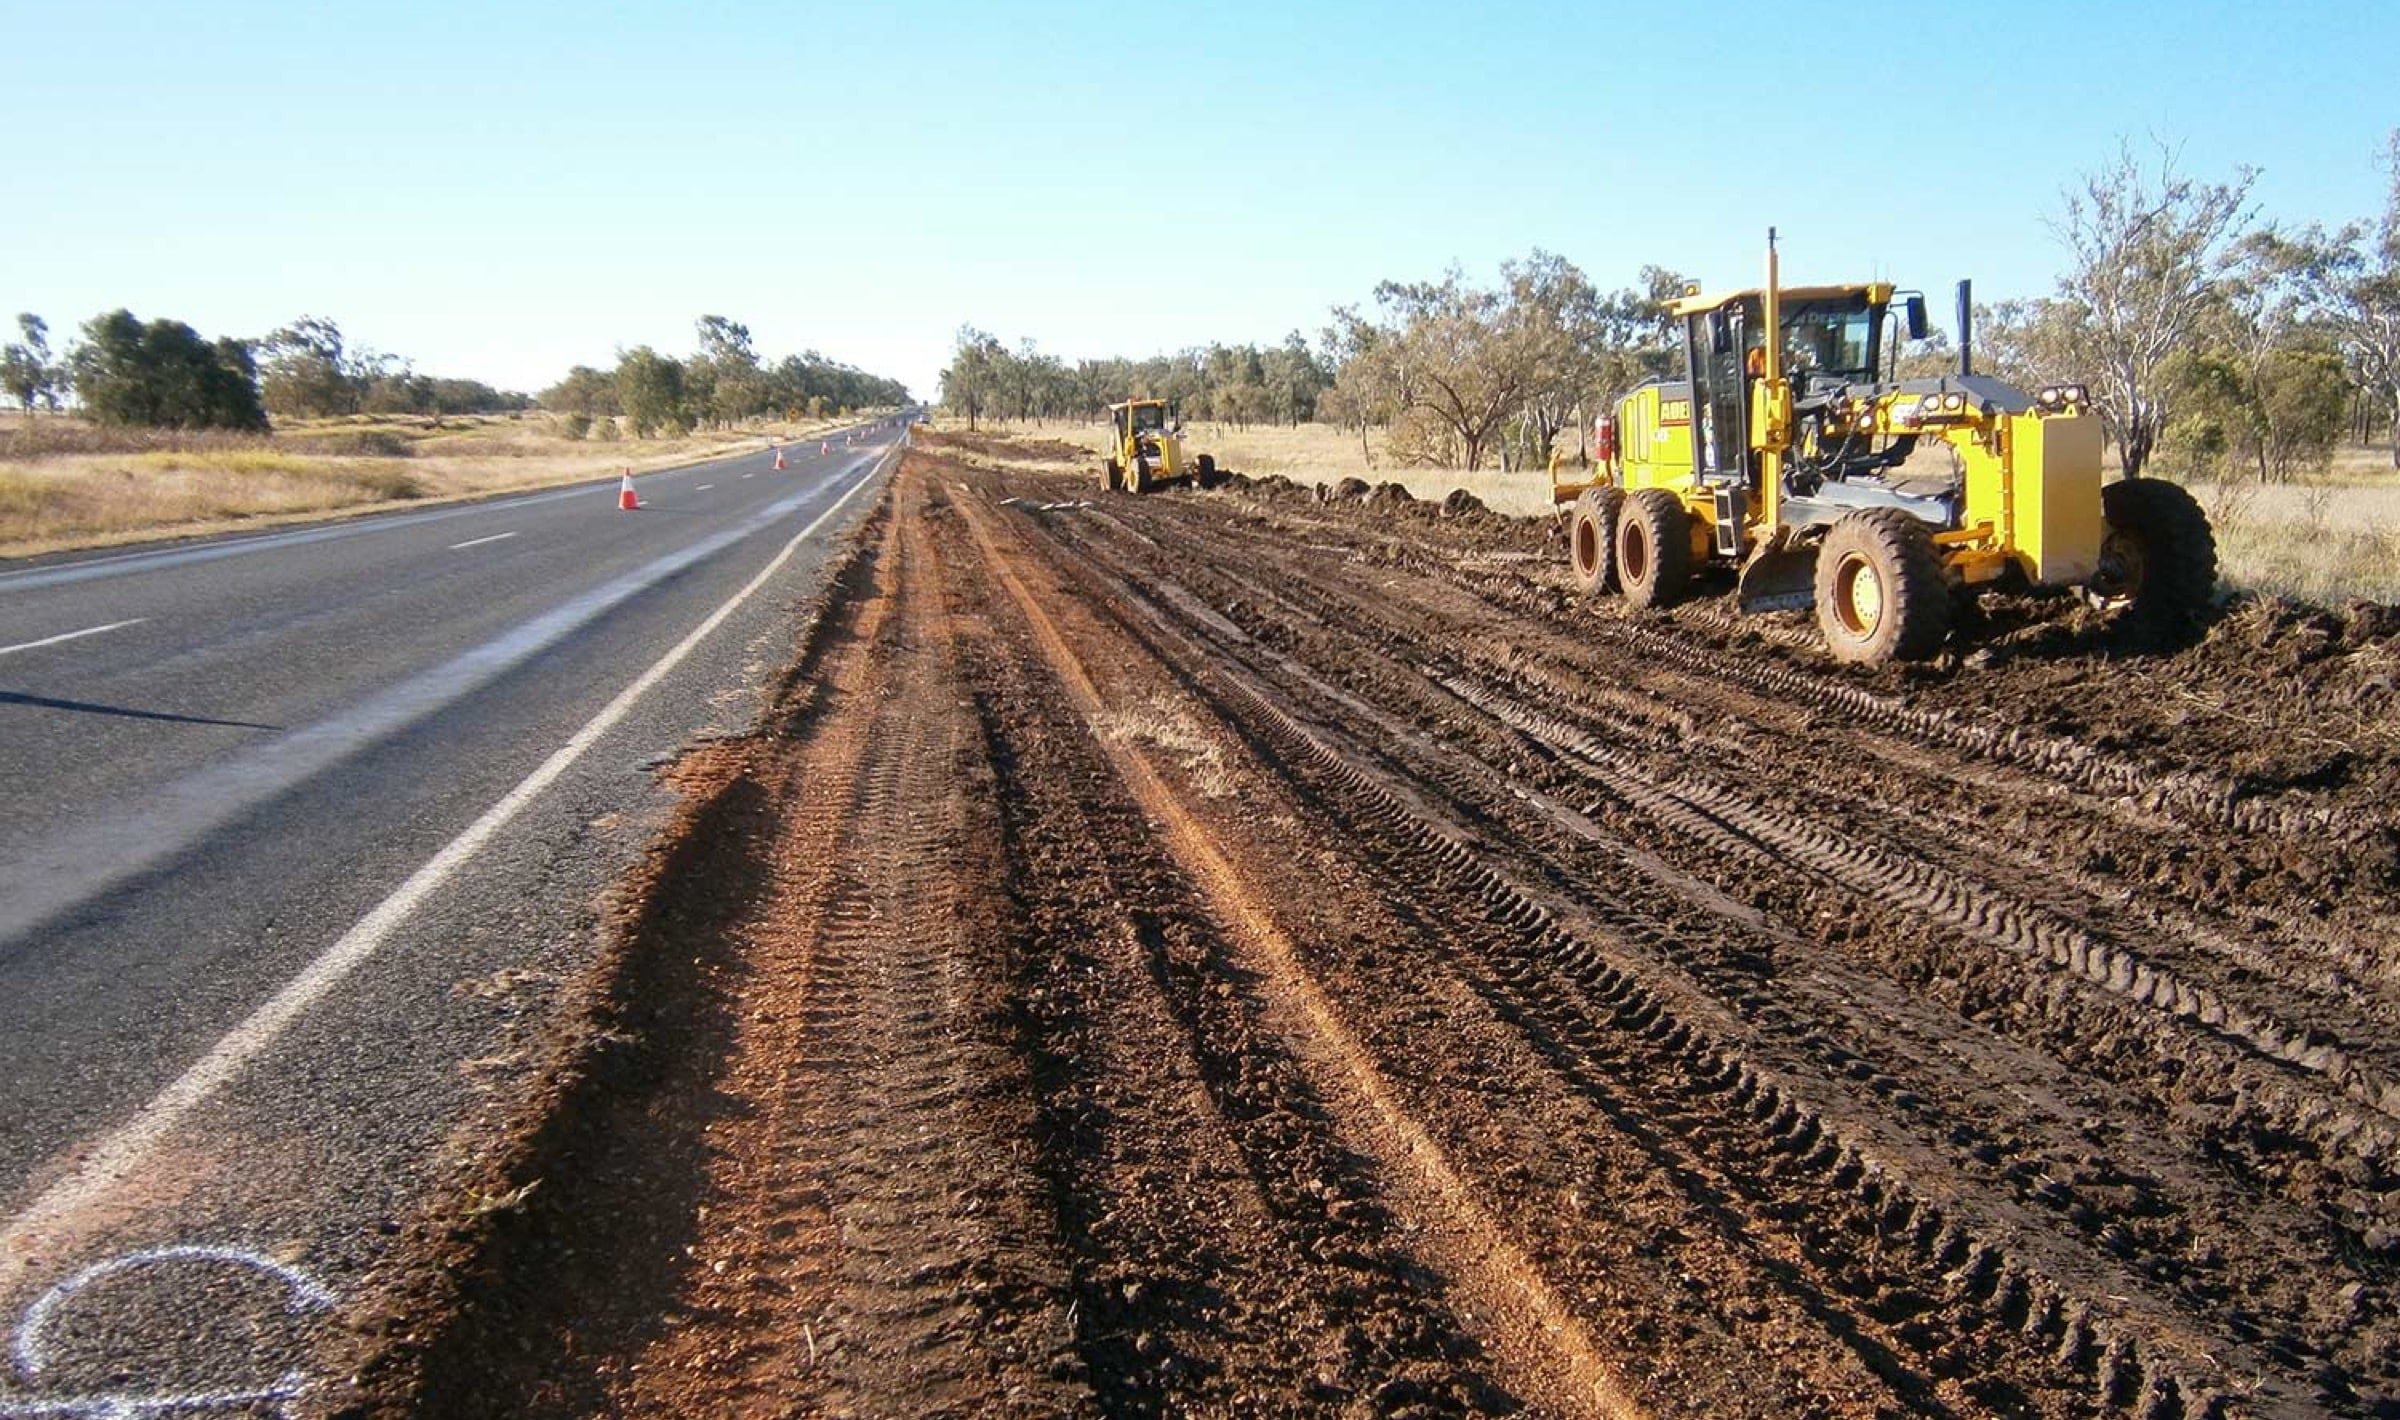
left=1553, top=232, right=2217, bottom=663
left=1102, top=398, right=1220, bottom=494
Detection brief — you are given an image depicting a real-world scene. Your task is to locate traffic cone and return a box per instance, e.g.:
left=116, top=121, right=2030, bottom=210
left=820, top=441, right=828, bottom=455
left=774, top=447, right=787, bottom=470
left=618, top=468, right=639, bottom=511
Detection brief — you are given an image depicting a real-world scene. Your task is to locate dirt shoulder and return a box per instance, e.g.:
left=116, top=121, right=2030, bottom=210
left=335, top=430, right=2400, bottom=1417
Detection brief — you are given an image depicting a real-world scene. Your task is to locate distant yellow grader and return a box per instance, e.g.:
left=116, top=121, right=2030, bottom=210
left=1555, top=232, right=2217, bottom=663
left=1102, top=398, right=1221, bottom=494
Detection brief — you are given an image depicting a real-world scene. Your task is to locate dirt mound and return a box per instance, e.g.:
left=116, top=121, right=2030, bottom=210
left=920, top=427, right=1091, bottom=465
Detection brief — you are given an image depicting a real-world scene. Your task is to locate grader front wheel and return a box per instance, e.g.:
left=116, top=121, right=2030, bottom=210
left=2092, top=478, right=2218, bottom=639
left=1103, top=459, right=1124, bottom=493
left=1813, top=509, right=1951, bottom=664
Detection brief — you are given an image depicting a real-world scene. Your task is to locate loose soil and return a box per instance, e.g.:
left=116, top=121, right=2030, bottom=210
left=336, top=431, right=2400, bottom=1418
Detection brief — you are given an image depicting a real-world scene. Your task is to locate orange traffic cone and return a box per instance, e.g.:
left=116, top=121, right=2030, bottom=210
left=618, top=469, right=639, bottom=511
left=819, top=441, right=828, bottom=455
left=774, top=447, right=787, bottom=470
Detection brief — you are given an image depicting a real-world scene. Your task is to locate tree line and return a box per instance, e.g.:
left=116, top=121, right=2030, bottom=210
left=942, top=133, right=2400, bottom=482
left=536, top=316, right=911, bottom=439
left=938, top=329, right=1334, bottom=431
left=1, top=310, right=910, bottom=439
left=1, top=311, right=535, bottom=431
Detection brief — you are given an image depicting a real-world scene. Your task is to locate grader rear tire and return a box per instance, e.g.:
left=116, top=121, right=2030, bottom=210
left=1568, top=487, right=1625, bottom=595
left=1196, top=453, right=1220, bottom=489
left=1814, top=508, right=1951, bottom=664
left=1617, top=488, right=1691, bottom=609
left=2094, top=478, right=2218, bottom=641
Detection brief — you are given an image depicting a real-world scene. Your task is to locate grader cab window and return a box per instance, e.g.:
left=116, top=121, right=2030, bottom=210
left=1777, top=303, right=1877, bottom=382
left=1131, top=403, right=1167, bottom=434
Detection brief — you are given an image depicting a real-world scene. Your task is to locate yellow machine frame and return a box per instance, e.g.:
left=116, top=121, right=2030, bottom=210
left=1104, top=398, right=1217, bottom=494
left=1553, top=234, right=2106, bottom=600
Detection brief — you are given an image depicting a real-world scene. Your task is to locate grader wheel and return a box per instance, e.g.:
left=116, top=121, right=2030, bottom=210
left=1196, top=454, right=1220, bottom=489
left=2092, top=478, right=2218, bottom=640
left=1103, top=459, right=1124, bottom=493
left=1568, top=488, right=1625, bottom=596
left=1127, top=456, right=1153, bottom=494
left=1813, top=508, right=1950, bottom=664
left=1616, top=488, right=1690, bottom=609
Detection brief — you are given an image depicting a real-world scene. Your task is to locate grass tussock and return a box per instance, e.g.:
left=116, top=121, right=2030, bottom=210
left=0, top=411, right=867, bottom=557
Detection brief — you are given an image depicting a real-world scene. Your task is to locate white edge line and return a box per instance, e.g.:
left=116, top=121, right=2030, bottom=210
left=0, top=620, right=148, bottom=659
left=446, top=531, right=518, bottom=551
left=0, top=449, right=895, bottom=1291
left=695, top=484, right=713, bottom=491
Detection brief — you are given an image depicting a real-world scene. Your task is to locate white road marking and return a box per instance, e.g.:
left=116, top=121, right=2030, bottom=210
left=741, top=473, right=755, bottom=479
left=0, top=448, right=896, bottom=1300
left=696, top=484, right=714, bottom=491
left=446, top=532, right=518, bottom=551
left=0, top=621, right=146, bottom=660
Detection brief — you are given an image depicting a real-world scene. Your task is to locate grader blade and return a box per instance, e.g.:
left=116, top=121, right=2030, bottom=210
left=1737, top=542, right=1819, bottom=615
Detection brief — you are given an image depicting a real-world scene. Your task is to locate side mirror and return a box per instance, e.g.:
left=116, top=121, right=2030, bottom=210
left=1904, top=295, right=1929, bottom=343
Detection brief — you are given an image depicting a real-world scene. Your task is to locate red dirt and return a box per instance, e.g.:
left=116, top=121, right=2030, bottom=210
left=336, top=432, right=2400, bottom=1418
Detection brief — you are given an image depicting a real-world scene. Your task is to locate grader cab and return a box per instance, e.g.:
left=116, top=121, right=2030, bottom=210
left=1103, top=398, right=1219, bottom=494
left=1554, top=232, right=2217, bottom=663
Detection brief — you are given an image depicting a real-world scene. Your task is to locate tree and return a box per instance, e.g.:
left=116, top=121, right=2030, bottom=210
left=258, top=316, right=397, bottom=418
left=940, top=326, right=1003, bottom=429
left=2047, top=140, right=2258, bottom=478
left=1331, top=268, right=1536, bottom=471
left=1503, top=250, right=1605, bottom=469
left=70, top=310, right=268, bottom=431
left=541, top=365, right=621, bottom=418
left=2203, top=231, right=2352, bottom=481
left=3, top=314, right=65, bottom=414
left=694, top=315, right=766, bottom=426
left=614, top=346, right=691, bottom=437
left=2319, top=131, right=2400, bottom=466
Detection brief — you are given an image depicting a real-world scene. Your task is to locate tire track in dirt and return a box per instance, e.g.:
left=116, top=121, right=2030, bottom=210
left=1000, top=461, right=2389, bottom=1414
left=950, top=476, right=1646, bottom=1419
left=1002, top=494, right=2314, bottom=1416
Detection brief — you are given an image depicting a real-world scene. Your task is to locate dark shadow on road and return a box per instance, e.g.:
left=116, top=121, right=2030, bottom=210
left=0, top=691, right=280, bottom=730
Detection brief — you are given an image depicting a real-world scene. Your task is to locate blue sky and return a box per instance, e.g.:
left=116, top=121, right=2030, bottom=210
left=5, top=0, right=2394, bottom=401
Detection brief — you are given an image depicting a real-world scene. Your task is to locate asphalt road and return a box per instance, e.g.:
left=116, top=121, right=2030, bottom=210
left=0, top=428, right=900, bottom=1414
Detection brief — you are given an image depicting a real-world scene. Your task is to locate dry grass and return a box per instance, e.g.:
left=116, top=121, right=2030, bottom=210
left=2193, top=475, right=2400, bottom=604
left=0, top=411, right=864, bottom=558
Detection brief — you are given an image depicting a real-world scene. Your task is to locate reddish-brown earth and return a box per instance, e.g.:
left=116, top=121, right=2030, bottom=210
left=336, top=433, right=2400, bottom=1418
